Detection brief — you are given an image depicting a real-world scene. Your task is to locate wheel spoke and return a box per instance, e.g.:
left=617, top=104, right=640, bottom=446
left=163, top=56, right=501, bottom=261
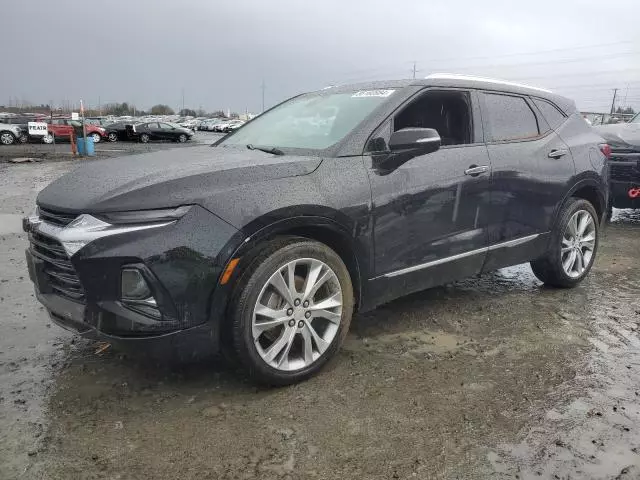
left=574, top=248, right=584, bottom=272
left=276, top=328, right=298, bottom=368
left=562, top=237, right=573, bottom=248
left=577, top=213, right=591, bottom=236
left=253, top=305, right=289, bottom=337
left=306, top=323, right=329, bottom=354
left=563, top=250, right=577, bottom=273
left=269, top=270, right=295, bottom=306
left=581, top=239, right=595, bottom=251
left=302, top=260, right=324, bottom=300
left=263, top=326, right=294, bottom=363
left=312, top=309, right=341, bottom=324
left=568, top=214, right=578, bottom=236
left=581, top=232, right=595, bottom=243
left=309, top=292, right=342, bottom=311
left=286, top=261, right=297, bottom=296
left=304, top=270, right=332, bottom=301
left=301, top=326, right=314, bottom=365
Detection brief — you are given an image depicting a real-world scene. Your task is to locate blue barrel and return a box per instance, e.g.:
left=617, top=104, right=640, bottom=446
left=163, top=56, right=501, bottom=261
left=77, top=137, right=96, bottom=156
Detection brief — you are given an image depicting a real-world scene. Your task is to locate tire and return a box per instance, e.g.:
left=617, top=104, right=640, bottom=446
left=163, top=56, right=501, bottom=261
left=229, top=237, right=354, bottom=385
left=90, top=132, right=101, bottom=143
left=42, top=133, right=54, bottom=144
left=0, top=131, right=16, bottom=145
left=178, top=134, right=187, bottom=143
left=530, top=198, right=599, bottom=288
left=18, top=134, right=28, bottom=144
left=107, top=132, right=118, bottom=142
left=139, top=133, right=150, bottom=143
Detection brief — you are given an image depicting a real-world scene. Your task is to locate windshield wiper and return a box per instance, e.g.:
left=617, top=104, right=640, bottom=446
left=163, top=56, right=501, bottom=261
left=247, top=144, right=284, bottom=156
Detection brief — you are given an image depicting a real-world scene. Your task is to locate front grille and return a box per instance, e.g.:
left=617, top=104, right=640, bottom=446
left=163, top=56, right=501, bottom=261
left=29, top=231, right=85, bottom=303
left=38, top=207, right=77, bottom=227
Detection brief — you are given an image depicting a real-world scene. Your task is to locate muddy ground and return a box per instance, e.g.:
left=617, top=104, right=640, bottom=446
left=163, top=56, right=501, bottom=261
left=1, top=159, right=639, bottom=480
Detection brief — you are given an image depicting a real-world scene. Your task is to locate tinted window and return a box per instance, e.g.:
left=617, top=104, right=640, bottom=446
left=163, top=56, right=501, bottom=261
left=158, top=123, right=173, bottom=129
left=145, top=123, right=158, bottom=129
left=484, top=94, right=539, bottom=141
left=532, top=98, right=566, bottom=130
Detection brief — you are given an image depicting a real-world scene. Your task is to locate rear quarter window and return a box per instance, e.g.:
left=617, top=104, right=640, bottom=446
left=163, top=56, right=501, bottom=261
left=532, top=98, right=567, bottom=130
left=484, top=93, right=539, bottom=142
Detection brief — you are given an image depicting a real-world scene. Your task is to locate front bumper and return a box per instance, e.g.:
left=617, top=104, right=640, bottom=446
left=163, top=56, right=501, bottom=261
left=24, top=204, right=243, bottom=352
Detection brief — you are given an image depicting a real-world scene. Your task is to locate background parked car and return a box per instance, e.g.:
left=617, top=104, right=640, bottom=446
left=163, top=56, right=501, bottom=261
left=0, top=121, right=27, bottom=145
left=127, top=122, right=194, bottom=143
left=47, top=119, right=108, bottom=143
left=221, top=120, right=245, bottom=133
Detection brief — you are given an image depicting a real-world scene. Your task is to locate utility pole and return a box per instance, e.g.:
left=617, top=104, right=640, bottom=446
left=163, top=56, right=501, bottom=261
left=610, top=88, right=618, bottom=115
left=261, top=79, right=266, bottom=113
left=98, top=96, right=101, bottom=116
left=412, top=61, right=417, bottom=79
left=181, top=87, right=185, bottom=114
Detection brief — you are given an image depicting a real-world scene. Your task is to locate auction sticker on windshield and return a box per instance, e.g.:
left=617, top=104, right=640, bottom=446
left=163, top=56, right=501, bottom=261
left=352, top=89, right=395, bottom=98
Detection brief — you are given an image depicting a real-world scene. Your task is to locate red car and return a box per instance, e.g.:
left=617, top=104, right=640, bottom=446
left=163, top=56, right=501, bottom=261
left=45, top=119, right=108, bottom=143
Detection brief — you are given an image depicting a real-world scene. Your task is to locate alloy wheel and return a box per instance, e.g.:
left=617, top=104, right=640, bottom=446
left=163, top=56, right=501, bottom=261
left=252, top=258, right=343, bottom=371
left=91, top=133, right=101, bottom=143
left=561, top=209, right=596, bottom=278
left=42, top=134, right=54, bottom=144
left=0, top=133, right=14, bottom=145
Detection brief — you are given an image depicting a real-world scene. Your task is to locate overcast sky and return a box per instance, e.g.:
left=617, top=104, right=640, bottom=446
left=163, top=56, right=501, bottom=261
left=3, top=0, right=640, bottom=114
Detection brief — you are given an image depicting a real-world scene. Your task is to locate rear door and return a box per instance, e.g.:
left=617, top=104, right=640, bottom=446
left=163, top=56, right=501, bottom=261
left=479, top=91, right=575, bottom=271
left=158, top=122, right=176, bottom=140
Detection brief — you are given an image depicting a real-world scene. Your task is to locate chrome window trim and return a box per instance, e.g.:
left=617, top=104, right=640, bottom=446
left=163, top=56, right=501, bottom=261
left=376, top=233, right=542, bottom=279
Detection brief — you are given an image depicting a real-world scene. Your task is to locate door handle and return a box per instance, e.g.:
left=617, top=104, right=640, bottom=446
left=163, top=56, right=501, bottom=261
left=548, top=149, right=568, bottom=159
left=464, top=165, right=489, bottom=176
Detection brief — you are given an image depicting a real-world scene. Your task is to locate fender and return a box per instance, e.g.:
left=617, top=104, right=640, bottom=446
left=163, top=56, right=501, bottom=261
left=550, top=173, right=607, bottom=231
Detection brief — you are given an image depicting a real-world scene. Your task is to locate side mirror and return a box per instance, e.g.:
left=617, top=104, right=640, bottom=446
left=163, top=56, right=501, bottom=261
left=389, top=127, right=441, bottom=154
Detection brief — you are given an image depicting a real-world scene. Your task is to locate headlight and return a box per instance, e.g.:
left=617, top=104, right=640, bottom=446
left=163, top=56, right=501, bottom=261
left=95, top=205, right=191, bottom=224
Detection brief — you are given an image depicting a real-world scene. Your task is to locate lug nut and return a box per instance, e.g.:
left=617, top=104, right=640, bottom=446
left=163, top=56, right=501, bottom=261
left=288, top=319, right=296, bottom=327
left=303, top=300, right=309, bottom=308
left=294, top=299, right=301, bottom=306
left=287, top=308, right=294, bottom=316
left=298, top=321, right=305, bottom=328
left=305, top=311, right=311, bottom=319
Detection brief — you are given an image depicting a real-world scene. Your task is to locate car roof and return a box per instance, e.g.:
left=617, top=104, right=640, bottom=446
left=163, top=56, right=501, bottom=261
left=316, top=74, right=576, bottom=114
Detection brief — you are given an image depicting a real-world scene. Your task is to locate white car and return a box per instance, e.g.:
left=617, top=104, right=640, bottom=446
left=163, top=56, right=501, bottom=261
left=0, top=122, right=27, bottom=145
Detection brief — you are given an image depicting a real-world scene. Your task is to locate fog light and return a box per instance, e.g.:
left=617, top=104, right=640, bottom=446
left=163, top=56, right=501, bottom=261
left=121, top=268, right=151, bottom=300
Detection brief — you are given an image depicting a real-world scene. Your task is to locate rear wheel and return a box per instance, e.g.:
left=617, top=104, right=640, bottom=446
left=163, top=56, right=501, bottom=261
left=42, top=133, right=54, bottom=144
left=530, top=198, right=599, bottom=287
left=0, top=132, right=16, bottom=145
left=229, top=238, right=353, bottom=385
left=107, top=132, right=118, bottom=142
left=139, top=133, right=150, bottom=143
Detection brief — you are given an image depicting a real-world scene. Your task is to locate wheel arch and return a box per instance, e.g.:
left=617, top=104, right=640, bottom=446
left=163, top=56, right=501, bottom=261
left=233, top=216, right=365, bottom=313
left=554, top=175, right=607, bottom=227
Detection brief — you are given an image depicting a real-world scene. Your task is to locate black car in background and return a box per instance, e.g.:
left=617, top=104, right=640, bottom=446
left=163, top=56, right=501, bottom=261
left=127, top=122, right=194, bottom=143
left=103, top=121, right=132, bottom=142
left=594, top=113, right=640, bottom=212
left=24, top=75, right=608, bottom=385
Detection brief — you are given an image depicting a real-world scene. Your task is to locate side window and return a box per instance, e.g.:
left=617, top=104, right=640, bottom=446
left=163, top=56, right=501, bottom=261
left=145, top=123, right=157, bottom=129
left=532, top=98, right=566, bottom=130
left=394, top=90, right=473, bottom=146
left=159, top=123, right=173, bottom=130
left=483, top=93, right=539, bottom=142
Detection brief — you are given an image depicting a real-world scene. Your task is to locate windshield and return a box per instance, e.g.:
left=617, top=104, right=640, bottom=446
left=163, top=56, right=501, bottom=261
left=220, top=89, right=396, bottom=150
left=631, top=113, right=640, bottom=124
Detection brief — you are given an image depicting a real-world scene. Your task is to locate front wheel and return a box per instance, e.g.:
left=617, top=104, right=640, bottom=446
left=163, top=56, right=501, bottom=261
left=42, top=133, right=54, bottom=144
left=229, top=238, right=354, bottom=385
left=178, top=134, right=187, bottom=143
left=139, top=133, right=150, bottom=143
left=107, top=132, right=118, bottom=142
left=0, top=132, right=16, bottom=145
left=530, top=198, right=599, bottom=288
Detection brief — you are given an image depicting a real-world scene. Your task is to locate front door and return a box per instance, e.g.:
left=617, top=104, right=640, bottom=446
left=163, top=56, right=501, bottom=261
left=366, top=89, right=492, bottom=305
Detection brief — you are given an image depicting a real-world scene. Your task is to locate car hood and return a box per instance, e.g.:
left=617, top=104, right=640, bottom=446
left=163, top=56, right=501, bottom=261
left=37, top=145, right=322, bottom=213
left=593, top=123, right=640, bottom=149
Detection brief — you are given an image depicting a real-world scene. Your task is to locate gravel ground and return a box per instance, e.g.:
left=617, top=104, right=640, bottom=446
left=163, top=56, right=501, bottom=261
left=0, top=157, right=639, bottom=479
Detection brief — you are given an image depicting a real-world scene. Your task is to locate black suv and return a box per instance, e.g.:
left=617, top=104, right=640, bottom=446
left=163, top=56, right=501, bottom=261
left=24, top=75, right=608, bottom=384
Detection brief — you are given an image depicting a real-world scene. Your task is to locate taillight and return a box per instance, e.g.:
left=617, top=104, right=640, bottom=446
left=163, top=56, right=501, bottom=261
left=599, top=143, right=612, bottom=159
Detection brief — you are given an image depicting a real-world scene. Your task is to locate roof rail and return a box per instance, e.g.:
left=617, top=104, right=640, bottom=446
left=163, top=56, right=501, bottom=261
left=425, top=73, right=552, bottom=93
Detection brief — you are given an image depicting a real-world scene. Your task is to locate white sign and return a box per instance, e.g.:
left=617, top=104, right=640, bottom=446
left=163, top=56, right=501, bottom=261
left=71, top=112, right=79, bottom=120
left=27, top=122, right=48, bottom=136
left=352, top=89, right=395, bottom=98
